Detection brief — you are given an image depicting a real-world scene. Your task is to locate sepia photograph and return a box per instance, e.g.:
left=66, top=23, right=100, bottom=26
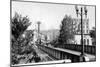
left=11, top=0, right=96, bottom=67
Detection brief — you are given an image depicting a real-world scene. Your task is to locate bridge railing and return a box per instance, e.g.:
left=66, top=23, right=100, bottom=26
left=37, top=45, right=82, bottom=62
left=57, top=44, right=96, bottom=55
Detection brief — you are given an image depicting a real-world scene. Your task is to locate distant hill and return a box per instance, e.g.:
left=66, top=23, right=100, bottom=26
left=40, top=29, right=59, bottom=41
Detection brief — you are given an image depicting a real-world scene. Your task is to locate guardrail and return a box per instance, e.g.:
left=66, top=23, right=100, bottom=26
left=57, top=44, right=96, bottom=55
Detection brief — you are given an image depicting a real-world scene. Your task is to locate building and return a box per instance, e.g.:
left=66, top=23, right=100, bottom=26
left=73, top=18, right=92, bottom=45
left=32, top=29, right=50, bottom=44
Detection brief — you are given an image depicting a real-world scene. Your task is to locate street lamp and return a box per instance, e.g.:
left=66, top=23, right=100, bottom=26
left=75, top=5, right=88, bottom=62
left=37, top=21, right=41, bottom=45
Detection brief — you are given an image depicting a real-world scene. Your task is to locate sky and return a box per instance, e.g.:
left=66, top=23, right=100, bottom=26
left=12, top=1, right=95, bottom=31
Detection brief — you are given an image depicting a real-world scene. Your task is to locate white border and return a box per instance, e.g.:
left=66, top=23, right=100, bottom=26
left=0, top=0, right=98, bottom=67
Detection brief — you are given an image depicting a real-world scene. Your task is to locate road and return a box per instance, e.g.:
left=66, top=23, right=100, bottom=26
left=32, top=44, right=55, bottom=62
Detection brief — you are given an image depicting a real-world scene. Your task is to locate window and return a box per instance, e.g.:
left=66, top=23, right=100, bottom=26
left=84, top=39, right=86, bottom=45
left=87, top=39, right=89, bottom=45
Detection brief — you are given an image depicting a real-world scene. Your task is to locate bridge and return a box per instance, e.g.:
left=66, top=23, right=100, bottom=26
left=37, top=44, right=96, bottom=62
left=12, top=43, right=96, bottom=67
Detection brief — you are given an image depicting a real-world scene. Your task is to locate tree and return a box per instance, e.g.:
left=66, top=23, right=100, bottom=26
left=58, top=15, right=75, bottom=45
left=11, top=12, right=31, bottom=64
left=89, top=27, right=96, bottom=45
left=11, top=13, right=31, bottom=49
left=11, top=12, right=31, bottom=40
left=11, top=12, right=31, bottom=53
left=90, top=27, right=96, bottom=38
